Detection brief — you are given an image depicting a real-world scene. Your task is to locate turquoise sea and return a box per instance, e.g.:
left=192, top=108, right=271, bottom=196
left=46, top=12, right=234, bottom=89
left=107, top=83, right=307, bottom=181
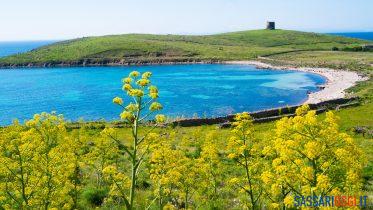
left=0, top=65, right=326, bottom=125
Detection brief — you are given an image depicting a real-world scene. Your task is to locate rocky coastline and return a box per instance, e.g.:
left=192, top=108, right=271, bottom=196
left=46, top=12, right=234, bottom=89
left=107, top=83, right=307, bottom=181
left=0, top=58, right=220, bottom=68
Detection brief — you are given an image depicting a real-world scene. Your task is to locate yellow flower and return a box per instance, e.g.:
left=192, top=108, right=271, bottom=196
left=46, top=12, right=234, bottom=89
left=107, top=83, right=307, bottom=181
left=147, top=132, right=159, bottom=140
left=234, top=112, right=251, bottom=121
left=125, top=103, right=138, bottom=112
left=227, top=153, right=237, bottom=159
left=262, top=146, right=273, bottom=156
left=149, top=102, right=163, bottom=111
left=330, top=188, right=341, bottom=195
left=149, top=92, right=158, bottom=99
left=304, top=141, right=321, bottom=159
left=101, top=127, right=115, bottom=136
left=261, top=171, right=273, bottom=184
left=122, top=83, right=132, bottom=91
left=291, top=159, right=301, bottom=166
left=228, top=177, right=240, bottom=185
left=316, top=174, right=330, bottom=190
left=112, top=97, right=123, bottom=105
left=295, top=104, right=310, bottom=116
left=272, top=158, right=282, bottom=166
left=142, top=71, right=152, bottom=79
left=270, top=203, right=280, bottom=209
left=149, top=85, right=158, bottom=92
left=321, top=161, right=330, bottom=170
left=155, top=114, right=166, bottom=123
left=163, top=203, right=176, bottom=210
left=137, top=79, right=150, bottom=87
left=284, top=195, right=293, bottom=207
left=129, top=71, right=140, bottom=77
left=122, top=77, right=132, bottom=84
left=120, top=111, right=134, bottom=121
left=103, top=165, right=117, bottom=175
left=148, top=86, right=159, bottom=99
left=128, top=89, right=144, bottom=97
left=303, top=166, right=314, bottom=180
left=346, top=170, right=359, bottom=183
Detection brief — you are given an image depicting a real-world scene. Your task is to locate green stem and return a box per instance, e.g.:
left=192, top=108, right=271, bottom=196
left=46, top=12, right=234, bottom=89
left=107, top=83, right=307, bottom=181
left=129, top=97, right=141, bottom=209
left=185, top=189, right=189, bottom=210
left=159, top=185, right=163, bottom=210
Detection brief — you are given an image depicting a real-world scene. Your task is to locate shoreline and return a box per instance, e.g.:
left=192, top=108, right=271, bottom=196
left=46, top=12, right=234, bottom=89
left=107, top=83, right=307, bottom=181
left=225, top=61, right=368, bottom=104
left=0, top=60, right=216, bottom=69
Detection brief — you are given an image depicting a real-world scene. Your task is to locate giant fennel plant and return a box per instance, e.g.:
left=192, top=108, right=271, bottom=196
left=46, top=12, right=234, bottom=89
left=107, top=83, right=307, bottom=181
left=107, top=71, right=166, bottom=209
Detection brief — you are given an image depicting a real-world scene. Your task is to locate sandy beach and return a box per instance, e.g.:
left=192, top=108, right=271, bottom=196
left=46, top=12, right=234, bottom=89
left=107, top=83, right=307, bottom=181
left=225, top=61, right=367, bottom=104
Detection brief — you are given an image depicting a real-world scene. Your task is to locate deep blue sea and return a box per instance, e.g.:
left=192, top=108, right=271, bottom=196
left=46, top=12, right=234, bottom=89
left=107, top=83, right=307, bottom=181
left=328, top=32, right=373, bottom=41
left=0, top=65, right=326, bottom=125
left=0, top=41, right=56, bottom=57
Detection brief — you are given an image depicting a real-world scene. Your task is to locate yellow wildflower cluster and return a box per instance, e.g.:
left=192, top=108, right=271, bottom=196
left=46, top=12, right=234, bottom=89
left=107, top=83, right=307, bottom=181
left=149, top=85, right=159, bottom=99
left=224, top=104, right=368, bottom=209
left=263, top=105, right=366, bottom=207
left=226, top=112, right=265, bottom=209
left=0, top=113, right=76, bottom=209
left=113, top=71, right=163, bottom=124
left=112, top=96, right=123, bottom=105
left=149, top=102, right=163, bottom=111
left=155, top=114, right=166, bottom=123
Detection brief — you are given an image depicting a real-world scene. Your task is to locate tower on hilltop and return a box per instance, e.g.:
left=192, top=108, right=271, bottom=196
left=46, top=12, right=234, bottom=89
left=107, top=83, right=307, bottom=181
left=266, top=21, right=275, bottom=30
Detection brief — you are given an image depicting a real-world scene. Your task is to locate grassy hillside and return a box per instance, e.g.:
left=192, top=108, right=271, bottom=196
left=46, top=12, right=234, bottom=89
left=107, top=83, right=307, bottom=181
left=0, top=29, right=369, bottom=66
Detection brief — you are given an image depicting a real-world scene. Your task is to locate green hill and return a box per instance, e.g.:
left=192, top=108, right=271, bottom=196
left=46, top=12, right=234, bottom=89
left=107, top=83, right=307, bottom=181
left=0, top=29, right=370, bottom=67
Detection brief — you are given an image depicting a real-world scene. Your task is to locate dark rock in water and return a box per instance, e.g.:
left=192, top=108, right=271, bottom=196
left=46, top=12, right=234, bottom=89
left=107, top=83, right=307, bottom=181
left=317, top=85, right=325, bottom=90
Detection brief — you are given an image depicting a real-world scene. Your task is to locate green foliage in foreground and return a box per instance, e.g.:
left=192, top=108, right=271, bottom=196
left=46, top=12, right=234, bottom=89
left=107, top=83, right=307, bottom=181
left=0, top=71, right=371, bottom=210
left=0, top=105, right=370, bottom=209
left=0, top=30, right=369, bottom=65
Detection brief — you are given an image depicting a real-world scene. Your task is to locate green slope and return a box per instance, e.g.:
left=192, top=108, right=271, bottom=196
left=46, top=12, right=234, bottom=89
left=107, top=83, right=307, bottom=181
left=0, top=29, right=369, bottom=67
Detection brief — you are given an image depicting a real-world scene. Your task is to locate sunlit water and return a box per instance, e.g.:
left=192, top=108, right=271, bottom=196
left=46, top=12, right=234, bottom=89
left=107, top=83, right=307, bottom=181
left=0, top=64, right=326, bottom=125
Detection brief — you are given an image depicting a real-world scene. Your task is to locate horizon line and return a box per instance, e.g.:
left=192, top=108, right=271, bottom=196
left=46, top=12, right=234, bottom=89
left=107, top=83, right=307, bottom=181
left=1, top=29, right=372, bottom=42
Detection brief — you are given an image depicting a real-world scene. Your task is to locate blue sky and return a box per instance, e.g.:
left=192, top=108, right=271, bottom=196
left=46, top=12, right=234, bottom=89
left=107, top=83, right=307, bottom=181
left=1, top=0, right=372, bottom=41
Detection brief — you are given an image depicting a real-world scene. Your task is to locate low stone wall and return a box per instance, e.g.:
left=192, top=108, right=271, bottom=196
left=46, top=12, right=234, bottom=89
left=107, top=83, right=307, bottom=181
left=171, top=97, right=359, bottom=127
left=60, top=97, right=359, bottom=130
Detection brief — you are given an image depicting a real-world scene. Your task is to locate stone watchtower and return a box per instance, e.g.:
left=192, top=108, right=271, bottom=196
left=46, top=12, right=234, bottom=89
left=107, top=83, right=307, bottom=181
left=266, top=21, right=275, bottom=30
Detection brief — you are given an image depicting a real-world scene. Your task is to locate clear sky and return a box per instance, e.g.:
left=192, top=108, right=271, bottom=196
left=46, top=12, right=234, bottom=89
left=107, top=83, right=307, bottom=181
left=1, top=0, right=372, bottom=41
